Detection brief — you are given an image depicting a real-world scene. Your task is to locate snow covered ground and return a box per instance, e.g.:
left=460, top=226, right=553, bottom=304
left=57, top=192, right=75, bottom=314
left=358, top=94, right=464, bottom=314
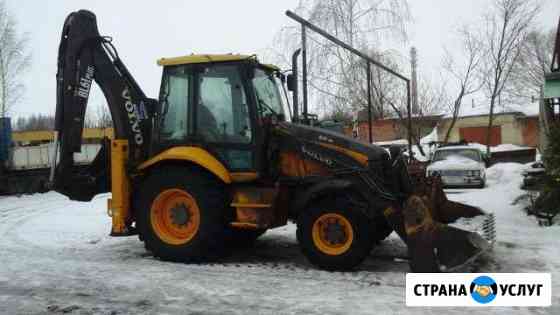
left=0, top=163, right=558, bottom=314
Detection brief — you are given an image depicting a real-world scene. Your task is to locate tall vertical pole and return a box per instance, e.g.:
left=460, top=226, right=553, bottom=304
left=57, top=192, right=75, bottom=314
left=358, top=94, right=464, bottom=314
left=301, top=25, right=309, bottom=124
left=367, top=62, right=373, bottom=143
left=407, top=81, right=413, bottom=159
left=410, top=47, right=419, bottom=115
left=291, top=49, right=301, bottom=123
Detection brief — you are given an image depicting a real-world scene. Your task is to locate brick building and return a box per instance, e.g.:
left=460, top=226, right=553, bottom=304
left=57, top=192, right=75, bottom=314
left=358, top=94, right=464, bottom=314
left=353, top=110, right=441, bottom=143
left=437, top=111, right=540, bottom=148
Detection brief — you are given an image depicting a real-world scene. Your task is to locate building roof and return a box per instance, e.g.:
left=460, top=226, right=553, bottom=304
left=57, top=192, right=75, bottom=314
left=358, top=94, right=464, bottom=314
left=442, top=102, right=539, bottom=119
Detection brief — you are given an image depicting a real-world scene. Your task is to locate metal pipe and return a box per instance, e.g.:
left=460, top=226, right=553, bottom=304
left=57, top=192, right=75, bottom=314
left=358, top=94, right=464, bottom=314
left=286, top=9, right=414, bottom=146
left=49, top=131, right=59, bottom=184
left=407, top=81, right=412, bottom=159
left=286, top=10, right=410, bottom=82
left=291, top=49, right=301, bottom=123
left=367, top=62, right=373, bottom=143
left=301, top=25, right=309, bottom=124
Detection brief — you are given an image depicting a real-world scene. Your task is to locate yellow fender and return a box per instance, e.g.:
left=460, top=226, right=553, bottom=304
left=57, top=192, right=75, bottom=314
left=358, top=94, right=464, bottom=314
left=138, top=147, right=232, bottom=184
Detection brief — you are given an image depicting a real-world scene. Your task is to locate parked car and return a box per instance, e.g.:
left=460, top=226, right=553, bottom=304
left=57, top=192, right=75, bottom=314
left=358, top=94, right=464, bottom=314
left=426, top=145, right=488, bottom=188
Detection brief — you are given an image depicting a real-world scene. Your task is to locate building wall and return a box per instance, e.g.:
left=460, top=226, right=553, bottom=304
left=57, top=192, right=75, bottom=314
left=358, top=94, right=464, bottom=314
left=459, top=126, right=502, bottom=146
left=356, top=120, right=397, bottom=142
left=356, top=118, right=438, bottom=143
left=519, top=117, right=539, bottom=147
left=437, top=114, right=539, bottom=147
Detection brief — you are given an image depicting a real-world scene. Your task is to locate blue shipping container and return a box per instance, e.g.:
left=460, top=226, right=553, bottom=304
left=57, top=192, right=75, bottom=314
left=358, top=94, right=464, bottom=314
left=0, top=117, right=12, bottom=163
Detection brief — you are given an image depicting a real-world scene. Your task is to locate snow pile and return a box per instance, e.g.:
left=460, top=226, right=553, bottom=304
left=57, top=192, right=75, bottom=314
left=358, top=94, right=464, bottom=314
left=374, top=139, right=408, bottom=146
left=373, top=126, right=438, bottom=147
left=468, top=142, right=532, bottom=153
left=492, top=144, right=531, bottom=152
left=485, top=162, right=526, bottom=187
left=420, top=127, right=438, bottom=144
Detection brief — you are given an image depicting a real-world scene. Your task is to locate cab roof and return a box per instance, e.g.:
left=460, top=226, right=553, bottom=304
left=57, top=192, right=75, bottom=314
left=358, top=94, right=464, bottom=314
left=157, top=54, right=280, bottom=71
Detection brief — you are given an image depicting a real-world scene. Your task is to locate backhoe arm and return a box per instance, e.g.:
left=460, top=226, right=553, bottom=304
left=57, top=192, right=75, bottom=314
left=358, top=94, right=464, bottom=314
left=52, top=10, right=155, bottom=201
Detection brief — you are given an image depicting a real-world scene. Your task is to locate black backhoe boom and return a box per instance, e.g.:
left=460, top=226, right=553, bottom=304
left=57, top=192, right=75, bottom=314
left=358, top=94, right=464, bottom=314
left=52, top=10, right=155, bottom=201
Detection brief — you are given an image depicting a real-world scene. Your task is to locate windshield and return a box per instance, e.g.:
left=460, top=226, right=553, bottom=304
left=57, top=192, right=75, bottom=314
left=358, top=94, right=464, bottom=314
left=433, top=149, right=481, bottom=162
left=252, top=68, right=285, bottom=117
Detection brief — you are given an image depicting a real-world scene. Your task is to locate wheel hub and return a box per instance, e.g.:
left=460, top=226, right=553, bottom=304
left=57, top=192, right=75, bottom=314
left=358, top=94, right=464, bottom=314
left=170, top=203, right=190, bottom=227
left=323, top=220, right=347, bottom=244
left=311, top=213, right=354, bottom=256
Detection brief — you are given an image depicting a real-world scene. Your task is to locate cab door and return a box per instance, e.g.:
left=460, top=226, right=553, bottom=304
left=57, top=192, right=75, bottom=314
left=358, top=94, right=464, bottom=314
left=194, top=63, right=259, bottom=172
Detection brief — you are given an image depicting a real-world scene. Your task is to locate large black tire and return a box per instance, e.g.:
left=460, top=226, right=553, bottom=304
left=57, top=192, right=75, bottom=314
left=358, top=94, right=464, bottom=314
left=136, top=166, right=229, bottom=262
left=296, top=197, right=375, bottom=271
left=372, top=216, right=393, bottom=242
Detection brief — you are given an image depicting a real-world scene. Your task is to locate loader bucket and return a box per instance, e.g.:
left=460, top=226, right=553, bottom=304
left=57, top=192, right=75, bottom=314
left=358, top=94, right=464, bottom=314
left=384, top=175, right=495, bottom=272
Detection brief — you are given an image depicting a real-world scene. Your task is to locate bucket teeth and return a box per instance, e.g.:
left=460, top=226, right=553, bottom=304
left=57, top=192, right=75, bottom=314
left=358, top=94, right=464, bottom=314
left=481, top=213, right=496, bottom=244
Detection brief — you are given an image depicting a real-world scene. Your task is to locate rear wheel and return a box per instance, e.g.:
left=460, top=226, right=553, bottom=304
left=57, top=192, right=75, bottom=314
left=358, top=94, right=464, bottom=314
left=137, top=166, right=228, bottom=262
left=297, top=197, right=374, bottom=271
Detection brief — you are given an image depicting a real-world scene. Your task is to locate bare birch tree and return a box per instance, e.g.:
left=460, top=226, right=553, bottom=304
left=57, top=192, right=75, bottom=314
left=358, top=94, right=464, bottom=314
left=442, top=27, right=484, bottom=143
left=84, top=104, right=113, bottom=128
left=506, top=28, right=555, bottom=104
left=383, top=76, right=446, bottom=156
left=96, top=104, right=113, bottom=128
left=481, top=0, right=541, bottom=154
left=0, top=1, right=31, bottom=117
left=272, top=0, right=411, bottom=117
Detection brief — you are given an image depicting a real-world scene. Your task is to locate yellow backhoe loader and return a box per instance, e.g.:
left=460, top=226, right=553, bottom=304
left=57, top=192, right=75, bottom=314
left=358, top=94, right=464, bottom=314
left=50, top=10, right=494, bottom=272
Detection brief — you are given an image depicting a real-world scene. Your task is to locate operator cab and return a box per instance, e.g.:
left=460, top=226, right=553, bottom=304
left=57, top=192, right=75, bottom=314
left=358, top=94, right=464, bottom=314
left=155, top=54, right=286, bottom=173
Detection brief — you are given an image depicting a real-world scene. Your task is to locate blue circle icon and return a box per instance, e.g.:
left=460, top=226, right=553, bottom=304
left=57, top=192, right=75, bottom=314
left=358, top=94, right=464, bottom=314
left=470, top=276, right=497, bottom=304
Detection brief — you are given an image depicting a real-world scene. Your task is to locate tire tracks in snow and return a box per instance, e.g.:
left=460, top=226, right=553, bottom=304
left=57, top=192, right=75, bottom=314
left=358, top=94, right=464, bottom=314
left=0, top=193, right=408, bottom=315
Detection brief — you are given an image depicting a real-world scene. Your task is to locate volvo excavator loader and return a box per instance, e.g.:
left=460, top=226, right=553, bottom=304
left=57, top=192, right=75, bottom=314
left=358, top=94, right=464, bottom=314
left=51, top=10, right=495, bottom=272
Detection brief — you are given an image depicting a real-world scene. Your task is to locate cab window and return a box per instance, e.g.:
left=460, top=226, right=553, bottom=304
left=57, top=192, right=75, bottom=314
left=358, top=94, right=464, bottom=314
left=252, top=68, right=285, bottom=117
left=197, top=65, right=252, bottom=144
left=158, top=66, right=192, bottom=142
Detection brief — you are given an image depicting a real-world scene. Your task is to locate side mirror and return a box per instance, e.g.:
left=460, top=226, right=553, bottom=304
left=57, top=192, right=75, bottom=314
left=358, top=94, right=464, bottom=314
left=286, top=74, right=296, bottom=92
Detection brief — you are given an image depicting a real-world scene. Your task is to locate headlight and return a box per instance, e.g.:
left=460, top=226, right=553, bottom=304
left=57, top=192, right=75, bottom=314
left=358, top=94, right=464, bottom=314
left=467, top=170, right=481, bottom=177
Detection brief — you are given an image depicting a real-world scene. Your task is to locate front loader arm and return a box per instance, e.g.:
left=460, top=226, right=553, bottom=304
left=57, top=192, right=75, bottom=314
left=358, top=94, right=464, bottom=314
left=53, top=10, right=155, bottom=201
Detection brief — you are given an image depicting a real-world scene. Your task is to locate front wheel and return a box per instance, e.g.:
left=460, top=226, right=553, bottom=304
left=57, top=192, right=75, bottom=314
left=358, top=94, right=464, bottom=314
left=296, top=198, right=374, bottom=271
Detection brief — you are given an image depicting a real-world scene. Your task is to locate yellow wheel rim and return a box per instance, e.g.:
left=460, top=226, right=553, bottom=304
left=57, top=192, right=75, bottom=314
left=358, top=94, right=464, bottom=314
left=311, top=213, right=354, bottom=256
left=150, top=188, right=200, bottom=245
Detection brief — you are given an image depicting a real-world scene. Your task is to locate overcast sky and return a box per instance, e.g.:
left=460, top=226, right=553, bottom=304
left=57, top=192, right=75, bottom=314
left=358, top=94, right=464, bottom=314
left=5, top=0, right=560, bottom=118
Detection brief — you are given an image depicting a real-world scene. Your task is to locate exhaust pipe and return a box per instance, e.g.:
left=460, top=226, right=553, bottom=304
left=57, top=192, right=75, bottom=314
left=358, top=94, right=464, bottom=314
left=48, top=131, right=59, bottom=187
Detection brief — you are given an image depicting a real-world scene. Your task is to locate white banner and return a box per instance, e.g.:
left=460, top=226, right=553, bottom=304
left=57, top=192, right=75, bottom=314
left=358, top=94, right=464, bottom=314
left=406, top=273, right=551, bottom=307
